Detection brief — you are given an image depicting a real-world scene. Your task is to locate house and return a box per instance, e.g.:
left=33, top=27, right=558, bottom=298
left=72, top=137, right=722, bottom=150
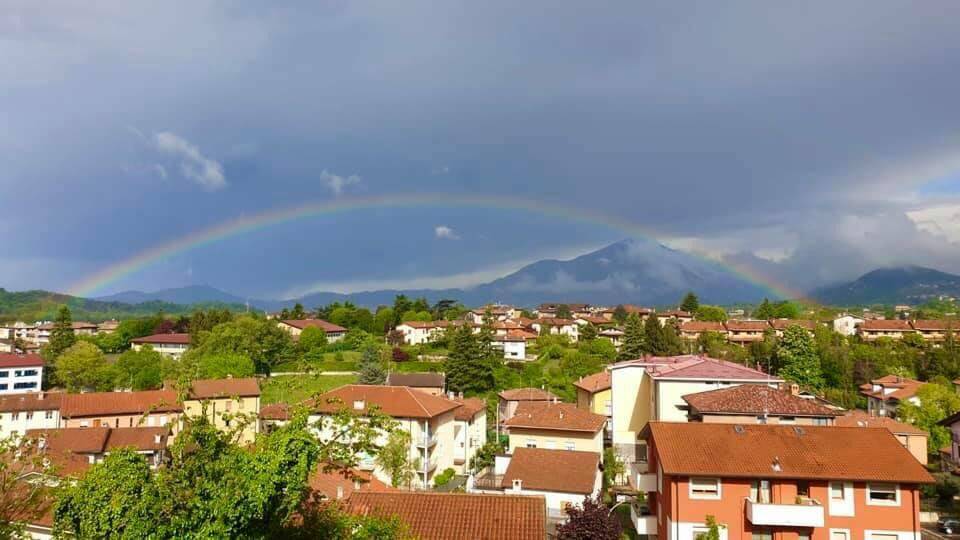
left=307, top=463, right=393, bottom=502
left=636, top=422, right=933, bottom=540
left=769, top=319, right=818, bottom=337
left=60, top=389, right=181, bottom=430
left=600, top=328, right=625, bottom=349
left=910, top=320, right=957, bottom=343
left=678, top=321, right=726, bottom=341
left=0, top=391, right=62, bottom=440
left=465, top=305, right=518, bottom=324
left=385, top=372, right=446, bottom=396
left=724, top=320, right=770, bottom=345
left=183, top=377, right=261, bottom=444
left=395, top=320, right=459, bottom=345
left=575, top=315, right=612, bottom=327
left=573, top=370, right=612, bottom=441
left=451, top=396, right=487, bottom=474
left=682, top=384, right=840, bottom=426
left=26, top=426, right=171, bottom=468
left=537, top=303, right=591, bottom=319
left=610, top=355, right=782, bottom=478
left=497, top=387, right=559, bottom=428
left=838, top=410, right=929, bottom=465
left=0, top=353, right=44, bottom=394
left=657, top=310, right=693, bottom=326
left=491, top=330, right=535, bottom=360
left=345, top=491, right=546, bottom=540
left=470, top=447, right=601, bottom=522
left=858, top=320, right=913, bottom=341
left=529, top=318, right=579, bottom=341
left=131, top=333, right=191, bottom=359
left=308, top=385, right=461, bottom=488
left=97, top=320, right=120, bottom=334
left=859, top=375, right=925, bottom=418
left=503, top=401, right=606, bottom=455
left=277, top=319, right=347, bottom=342
left=833, top=314, right=866, bottom=337
left=35, top=321, right=98, bottom=345
left=259, top=403, right=291, bottom=433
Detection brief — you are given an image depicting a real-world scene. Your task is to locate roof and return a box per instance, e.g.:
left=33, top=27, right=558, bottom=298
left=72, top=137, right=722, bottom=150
left=682, top=385, right=839, bottom=417
left=539, top=303, right=589, bottom=311
left=452, top=397, right=486, bottom=421
left=572, top=370, right=611, bottom=393
left=346, top=492, right=546, bottom=540
left=577, top=315, right=610, bottom=325
left=679, top=321, right=726, bottom=333
left=769, top=319, right=817, bottom=331
left=308, top=463, right=392, bottom=501
left=60, top=390, right=181, bottom=418
left=309, top=385, right=461, bottom=419
left=25, top=426, right=169, bottom=454
left=259, top=402, right=291, bottom=421
left=0, top=353, right=44, bottom=369
left=658, top=310, right=692, bottom=318
left=911, top=320, right=958, bottom=331
left=0, top=392, right=62, bottom=413
left=860, top=319, right=913, bottom=331
left=643, top=422, right=933, bottom=483
left=188, top=377, right=260, bottom=399
left=501, top=447, right=600, bottom=494
left=279, top=319, right=347, bottom=333
left=504, top=402, right=606, bottom=433
left=398, top=320, right=460, bottom=329
left=724, top=320, right=770, bottom=332
left=130, top=333, right=191, bottom=345
left=860, top=375, right=925, bottom=401
left=385, top=372, right=446, bottom=388
left=615, top=355, right=781, bottom=382
left=494, top=329, right=537, bottom=342
left=621, top=305, right=654, bottom=314
left=534, top=317, right=577, bottom=327
left=497, top=387, right=558, bottom=401
left=838, top=410, right=928, bottom=436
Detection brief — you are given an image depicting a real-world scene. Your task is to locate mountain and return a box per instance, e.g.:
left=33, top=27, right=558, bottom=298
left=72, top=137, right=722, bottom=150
left=810, top=266, right=960, bottom=305
left=96, top=285, right=251, bottom=307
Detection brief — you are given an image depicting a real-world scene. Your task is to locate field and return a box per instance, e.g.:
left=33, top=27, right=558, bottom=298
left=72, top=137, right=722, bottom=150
left=272, top=351, right=362, bottom=372
left=261, top=373, right=357, bottom=404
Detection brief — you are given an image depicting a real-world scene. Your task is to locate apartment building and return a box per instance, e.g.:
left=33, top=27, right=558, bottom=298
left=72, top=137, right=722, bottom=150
left=503, top=401, right=606, bottom=455
left=682, top=384, right=839, bottom=426
left=679, top=321, right=726, bottom=341
left=25, top=426, right=170, bottom=468
left=859, top=376, right=925, bottom=418
left=770, top=319, right=818, bottom=338
left=909, top=320, right=956, bottom=343
left=0, top=391, right=61, bottom=439
left=183, top=377, right=261, bottom=445
left=529, top=318, right=580, bottom=341
left=308, top=385, right=461, bottom=488
left=395, top=320, right=460, bottom=345
left=657, top=310, right=693, bottom=326
left=131, top=333, right=191, bottom=359
left=497, top=387, right=559, bottom=428
left=636, top=422, right=932, bottom=540
left=858, top=320, right=913, bottom=341
left=574, top=370, right=612, bottom=440
left=60, top=389, right=182, bottom=430
left=385, top=372, right=446, bottom=396
left=276, top=319, right=347, bottom=342
left=451, top=396, right=487, bottom=474
left=35, top=321, right=98, bottom=346
left=725, top=320, right=770, bottom=345
left=0, top=353, right=44, bottom=394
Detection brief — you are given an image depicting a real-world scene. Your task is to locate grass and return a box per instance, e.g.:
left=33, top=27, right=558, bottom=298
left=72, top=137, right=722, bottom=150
left=389, top=360, right=445, bottom=373
left=261, top=374, right=357, bottom=404
left=272, top=351, right=362, bottom=372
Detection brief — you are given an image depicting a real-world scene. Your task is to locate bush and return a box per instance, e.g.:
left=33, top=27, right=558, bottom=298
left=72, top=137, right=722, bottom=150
left=392, top=347, right=409, bottom=362
left=433, top=468, right=456, bottom=488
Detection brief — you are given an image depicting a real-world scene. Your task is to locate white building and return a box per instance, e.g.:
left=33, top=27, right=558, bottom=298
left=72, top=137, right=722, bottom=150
left=395, top=320, right=459, bottom=345
left=833, top=314, right=865, bottom=336
left=130, top=333, right=191, bottom=359
left=528, top=318, right=579, bottom=341
left=276, top=319, right=347, bottom=343
left=0, top=354, right=44, bottom=394
left=451, top=396, right=487, bottom=474
left=0, top=392, right=61, bottom=440
left=491, top=331, right=534, bottom=361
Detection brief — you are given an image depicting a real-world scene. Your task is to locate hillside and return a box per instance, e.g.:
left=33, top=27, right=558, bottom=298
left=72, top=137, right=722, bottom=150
left=810, top=266, right=960, bottom=306
left=0, top=288, right=244, bottom=322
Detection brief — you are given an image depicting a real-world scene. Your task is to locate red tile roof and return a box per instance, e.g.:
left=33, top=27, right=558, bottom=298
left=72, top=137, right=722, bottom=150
left=769, top=319, right=817, bottom=331
left=859, top=375, right=926, bottom=401
left=259, top=402, right=291, bottom=421
left=0, top=392, right=62, bottom=413
left=280, top=319, right=347, bottom=333
left=682, top=385, right=839, bottom=417
left=643, top=422, right=933, bottom=483
left=577, top=315, right=610, bottom=325
left=188, top=377, right=260, bottom=399
left=398, top=320, right=461, bottom=329
left=618, top=355, right=779, bottom=382
left=535, top=318, right=577, bottom=327
left=495, top=329, right=537, bottom=342
left=573, top=370, right=611, bottom=393
left=309, top=463, right=393, bottom=501
left=452, top=397, right=486, bottom=421
left=0, top=353, right=44, bottom=369
left=309, top=385, right=461, bottom=419
left=131, top=333, right=191, bottom=345
left=60, top=390, right=181, bottom=418
left=860, top=319, right=913, bottom=331
left=497, top=387, right=558, bottom=401
left=385, top=372, right=445, bottom=388
left=346, top=492, right=546, bottom=540
left=504, top=402, right=606, bottom=433
left=724, top=320, right=770, bottom=332
left=658, top=310, right=692, bottom=318
left=837, top=410, right=928, bottom=436
left=911, top=320, right=958, bottom=331
left=680, top=321, right=726, bottom=333
left=25, top=426, right=169, bottom=454
left=501, top=447, right=600, bottom=494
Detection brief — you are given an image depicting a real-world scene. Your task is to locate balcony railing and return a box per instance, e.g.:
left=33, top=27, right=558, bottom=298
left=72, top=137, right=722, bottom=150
left=417, top=433, right=438, bottom=448
left=630, top=504, right=657, bottom=535
left=472, top=473, right=504, bottom=490
left=745, top=497, right=824, bottom=528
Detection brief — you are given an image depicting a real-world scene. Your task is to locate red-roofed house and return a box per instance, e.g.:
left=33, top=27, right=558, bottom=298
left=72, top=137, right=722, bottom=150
left=574, top=370, right=612, bottom=440
left=26, top=426, right=171, bottom=468
left=858, top=319, right=914, bottom=341
left=682, top=384, right=840, bottom=426
left=60, top=389, right=182, bottom=431
left=859, top=375, right=926, bottom=418
left=0, top=353, right=44, bottom=394
left=838, top=410, right=928, bottom=465
left=497, top=387, right=559, bottom=428
left=0, top=391, right=61, bottom=439
left=910, top=319, right=958, bottom=343
left=679, top=321, right=726, bottom=341
left=491, top=330, right=536, bottom=360
left=724, top=320, right=771, bottom=345
left=503, top=401, right=606, bottom=455
left=131, top=333, right=191, bottom=359
left=277, top=319, right=347, bottom=342
left=183, top=377, right=261, bottom=444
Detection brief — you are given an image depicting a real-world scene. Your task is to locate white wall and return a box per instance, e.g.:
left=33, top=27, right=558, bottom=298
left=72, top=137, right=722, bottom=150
left=0, top=408, right=59, bottom=439
left=0, top=366, right=43, bottom=394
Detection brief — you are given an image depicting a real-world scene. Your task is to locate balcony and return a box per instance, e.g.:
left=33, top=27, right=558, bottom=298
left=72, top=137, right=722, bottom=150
left=635, top=473, right=657, bottom=492
left=630, top=504, right=657, bottom=535
left=417, top=433, right=439, bottom=448
left=745, top=498, right=824, bottom=528
left=423, top=455, right=440, bottom=472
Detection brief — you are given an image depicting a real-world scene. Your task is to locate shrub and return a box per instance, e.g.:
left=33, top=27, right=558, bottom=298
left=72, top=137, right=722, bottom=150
left=392, top=347, right=409, bottom=362
left=433, top=468, right=456, bottom=488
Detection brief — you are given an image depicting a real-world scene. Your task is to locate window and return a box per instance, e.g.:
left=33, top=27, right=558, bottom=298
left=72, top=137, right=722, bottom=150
left=831, top=530, right=850, bottom=540
left=756, top=415, right=768, bottom=424
left=25, top=412, right=33, bottom=420
left=750, top=480, right=772, bottom=503
left=0, top=384, right=7, bottom=390
left=779, top=416, right=796, bottom=425
left=870, top=534, right=899, bottom=540
left=867, top=483, right=900, bottom=506
left=799, top=533, right=811, bottom=540
left=692, top=527, right=710, bottom=540
left=797, top=481, right=810, bottom=498
left=752, top=529, right=773, bottom=540
left=11, top=412, right=19, bottom=421
left=45, top=411, right=53, bottom=419
left=13, top=382, right=36, bottom=389
left=0, top=371, right=8, bottom=378
left=813, top=417, right=830, bottom=426
left=830, top=482, right=845, bottom=500
left=565, top=441, right=575, bottom=451
left=526, top=440, right=537, bottom=448
left=689, top=477, right=721, bottom=499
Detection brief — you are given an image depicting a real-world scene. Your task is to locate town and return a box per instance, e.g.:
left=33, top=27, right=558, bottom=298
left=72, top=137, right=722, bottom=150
left=2, top=293, right=958, bottom=539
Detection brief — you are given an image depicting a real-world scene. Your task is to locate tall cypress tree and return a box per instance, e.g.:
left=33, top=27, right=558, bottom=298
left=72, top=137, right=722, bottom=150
left=679, top=292, right=699, bottom=313
left=46, top=305, right=77, bottom=360
left=644, top=315, right=665, bottom=355
left=357, top=344, right=386, bottom=385
left=618, top=313, right=645, bottom=360
left=445, top=324, right=494, bottom=394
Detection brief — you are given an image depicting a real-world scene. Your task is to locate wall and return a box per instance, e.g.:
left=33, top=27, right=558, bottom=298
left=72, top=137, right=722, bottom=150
left=62, top=412, right=179, bottom=433
left=700, top=414, right=833, bottom=426
left=0, top=409, right=59, bottom=439
left=656, top=380, right=776, bottom=423
left=0, top=366, right=43, bottom=394
left=183, top=396, right=260, bottom=444
left=507, top=427, right=603, bottom=454
left=611, top=365, right=651, bottom=447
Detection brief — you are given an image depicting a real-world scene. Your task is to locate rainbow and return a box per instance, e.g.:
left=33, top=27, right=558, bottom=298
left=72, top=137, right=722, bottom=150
left=68, top=193, right=805, bottom=301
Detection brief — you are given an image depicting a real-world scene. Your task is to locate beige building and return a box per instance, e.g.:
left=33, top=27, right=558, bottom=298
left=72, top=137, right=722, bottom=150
left=183, top=377, right=261, bottom=445
left=277, top=319, right=347, bottom=342
left=723, top=319, right=769, bottom=345
left=451, top=397, right=487, bottom=474
left=837, top=410, right=928, bottom=465
left=59, top=390, right=182, bottom=432
left=385, top=372, right=446, bottom=396
left=529, top=318, right=580, bottom=341
left=503, top=402, right=606, bottom=456
left=131, top=333, right=191, bottom=359
left=678, top=321, right=725, bottom=341
left=0, top=391, right=62, bottom=440
left=860, top=375, right=925, bottom=417
left=309, top=385, right=462, bottom=488
left=656, top=310, right=693, bottom=326
left=858, top=319, right=914, bottom=341
left=910, top=319, right=957, bottom=343
left=573, top=370, right=612, bottom=441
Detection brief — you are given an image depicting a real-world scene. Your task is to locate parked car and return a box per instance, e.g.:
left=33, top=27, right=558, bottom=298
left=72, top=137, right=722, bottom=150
left=939, top=517, right=960, bottom=534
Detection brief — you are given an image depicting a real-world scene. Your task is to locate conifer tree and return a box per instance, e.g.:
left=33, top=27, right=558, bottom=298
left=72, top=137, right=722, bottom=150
left=680, top=292, right=699, bottom=313
left=618, top=313, right=645, bottom=360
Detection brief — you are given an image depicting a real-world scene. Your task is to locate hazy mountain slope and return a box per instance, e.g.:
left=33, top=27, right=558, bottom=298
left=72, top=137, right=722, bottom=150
left=810, top=266, right=960, bottom=305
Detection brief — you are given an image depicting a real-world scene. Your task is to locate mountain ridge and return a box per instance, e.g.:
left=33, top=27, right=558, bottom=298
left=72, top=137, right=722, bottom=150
left=809, top=265, right=960, bottom=305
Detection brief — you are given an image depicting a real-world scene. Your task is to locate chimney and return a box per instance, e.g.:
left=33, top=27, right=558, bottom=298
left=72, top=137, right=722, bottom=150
left=458, top=391, right=463, bottom=399
left=771, top=457, right=782, bottom=473
left=88, top=455, right=95, bottom=464
left=448, top=391, right=455, bottom=400
left=37, top=391, right=44, bottom=401
left=154, top=434, right=162, bottom=444
left=790, top=383, right=799, bottom=396
left=511, top=479, right=523, bottom=492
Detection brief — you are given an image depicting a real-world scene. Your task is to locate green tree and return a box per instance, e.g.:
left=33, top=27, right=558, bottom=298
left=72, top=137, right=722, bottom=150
left=375, top=430, right=419, bottom=488
left=602, top=447, right=625, bottom=488
left=695, top=305, right=727, bottom=322
left=445, top=324, right=495, bottom=394
left=114, top=346, right=170, bottom=390
left=290, top=302, right=307, bottom=320
left=644, top=314, right=666, bottom=354
left=776, top=325, right=824, bottom=389
left=580, top=323, right=598, bottom=342
left=680, top=292, right=700, bottom=313
left=695, top=515, right=725, bottom=540
left=612, top=305, right=628, bottom=324
left=189, top=315, right=293, bottom=374
left=298, top=326, right=328, bottom=353
left=618, top=313, right=645, bottom=360
left=1, top=435, right=55, bottom=539
left=392, top=295, right=412, bottom=326
left=45, top=305, right=76, bottom=360
left=373, top=307, right=394, bottom=334
left=54, top=341, right=114, bottom=392
left=197, top=352, right=257, bottom=379
left=357, top=344, right=386, bottom=385
left=753, top=298, right=774, bottom=320
left=899, top=382, right=960, bottom=452
left=556, top=304, right=573, bottom=319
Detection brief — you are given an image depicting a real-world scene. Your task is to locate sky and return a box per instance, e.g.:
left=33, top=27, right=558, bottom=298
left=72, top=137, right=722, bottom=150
left=3, top=1, right=960, bottom=300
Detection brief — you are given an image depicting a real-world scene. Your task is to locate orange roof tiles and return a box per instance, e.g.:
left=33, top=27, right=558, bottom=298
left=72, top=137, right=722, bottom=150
left=25, top=426, right=169, bottom=454
left=0, top=353, right=44, bottom=368
left=259, top=402, right=291, bottom=421
left=452, top=397, right=486, bottom=421
left=631, top=355, right=778, bottom=382
left=837, top=410, right=928, bottom=436
left=0, top=392, right=62, bottom=413
left=501, top=447, right=600, bottom=494
left=505, top=402, right=606, bottom=433
left=309, top=385, right=461, bottom=419
left=309, top=463, right=393, bottom=501
left=188, top=377, right=260, bottom=399
left=280, top=319, right=347, bottom=333
left=682, top=385, right=839, bottom=417
left=769, top=319, right=817, bottom=331
left=131, top=333, right=191, bottom=345
left=497, top=387, right=558, bottom=401
left=911, top=320, right=958, bottom=331
left=724, top=320, right=770, bottom=332
left=385, top=372, right=445, bottom=388
left=573, top=370, right=611, bottom=393
left=680, top=321, right=726, bottom=333
left=860, top=319, right=913, bottom=331
left=643, top=422, right=933, bottom=483
left=60, top=390, right=181, bottom=418
left=860, top=375, right=926, bottom=401
left=346, top=492, right=546, bottom=540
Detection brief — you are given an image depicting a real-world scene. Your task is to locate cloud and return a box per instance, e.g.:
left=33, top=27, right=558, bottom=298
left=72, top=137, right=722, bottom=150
left=153, top=132, right=226, bottom=191
left=153, top=164, right=168, bottom=179
left=434, top=225, right=460, bottom=240
left=320, top=170, right=361, bottom=196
